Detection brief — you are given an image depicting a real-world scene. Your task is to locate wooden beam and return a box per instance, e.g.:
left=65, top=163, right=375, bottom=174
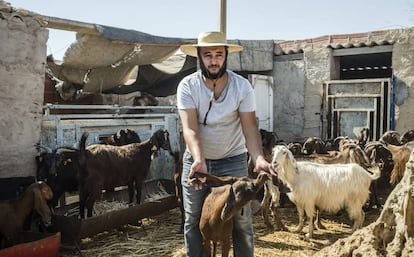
left=40, top=15, right=99, bottom=35
left=333, top=45, right=393, bottom=56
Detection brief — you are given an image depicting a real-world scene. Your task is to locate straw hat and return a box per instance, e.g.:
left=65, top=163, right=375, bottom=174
left=180, top=31, right=243, bottom=57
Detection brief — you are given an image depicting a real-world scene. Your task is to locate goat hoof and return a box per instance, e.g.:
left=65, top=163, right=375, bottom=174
left=304, top=233, right=313, bottom=240
left=278, top=225, right=288, bottom=232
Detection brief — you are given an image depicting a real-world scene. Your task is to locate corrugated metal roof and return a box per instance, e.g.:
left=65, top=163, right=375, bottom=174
left=274, top=30, right=396, bottom=56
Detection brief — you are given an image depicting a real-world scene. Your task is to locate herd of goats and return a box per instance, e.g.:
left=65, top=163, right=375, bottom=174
left=1, top=126, right=414, bottom=255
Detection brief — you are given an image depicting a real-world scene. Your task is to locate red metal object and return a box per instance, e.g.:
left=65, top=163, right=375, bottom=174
left=0, top=232, right=60, bottom=257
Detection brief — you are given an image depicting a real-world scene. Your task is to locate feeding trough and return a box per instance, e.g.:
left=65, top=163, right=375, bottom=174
left=48, top=179, right=178, bottom=245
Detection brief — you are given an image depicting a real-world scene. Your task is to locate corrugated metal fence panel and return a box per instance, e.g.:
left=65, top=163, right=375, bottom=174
left=40, top=104, right=180, bottom=181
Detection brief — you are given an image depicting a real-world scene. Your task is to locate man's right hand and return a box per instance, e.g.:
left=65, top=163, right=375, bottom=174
left=187, top=159, right=208, bottom=190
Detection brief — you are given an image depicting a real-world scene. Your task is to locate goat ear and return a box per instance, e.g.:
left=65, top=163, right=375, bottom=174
left=193, top=172, right=236, bottom=187
left=255, top=172, right=270, bottom=190
left=221, top=186, right=235, bottom=221
left=150, top=135, right=160, bottom=150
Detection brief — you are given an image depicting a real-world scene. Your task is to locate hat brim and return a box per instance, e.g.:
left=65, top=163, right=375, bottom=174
left=180, top=43, right=243, bottom=57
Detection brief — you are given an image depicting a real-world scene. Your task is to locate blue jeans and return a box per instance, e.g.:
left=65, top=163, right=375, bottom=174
left=181, top=150, right=254, bottom=257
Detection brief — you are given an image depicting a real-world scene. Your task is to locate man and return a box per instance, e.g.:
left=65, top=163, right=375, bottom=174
left=177, top=31, right=276, bottom=257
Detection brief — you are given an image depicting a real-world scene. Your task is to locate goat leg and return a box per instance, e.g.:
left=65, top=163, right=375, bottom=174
left=221, top=239, right=231, bottom=257
left=314, top=209, right=326, bottom=230
left=295, top=207, right=305, bottom=233
left=202, top=240, right=212, bottom=257
left=127, top=181, right=135, bottom=204
left=261, top=182, right=273, bottom=229
left=270, top=205, right=288, bottom=231
left=307, top=215, right=315, bottom=239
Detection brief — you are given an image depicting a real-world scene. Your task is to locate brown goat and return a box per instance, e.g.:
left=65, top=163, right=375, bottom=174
left=288, top=142, right=303, bottom=156
left=390, top=146, right=411, bottom=185
left=193, top=172, right=268, bottom=257
left=78, top=129, right=172, bottom=218
left=383, top=141, right=414, bottom=185
left=260, top=176, right=287, bottom=231
left=313, top=143, right=372, bottom=167
left=302, top=136, right=328, bottom=155
left=380, top=130, right=402, bottom=146
left=247, top=129, right=287, bottom=231
left=0, top=181, right=53, bottom=248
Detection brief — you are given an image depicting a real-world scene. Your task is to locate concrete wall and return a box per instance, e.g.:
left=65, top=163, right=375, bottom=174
left=0, top=5, right=48, bottom=178
left=273, top=59, right=306, bottom=142
left=391, top=29, right=414, bottom=134
left=273, top=28, right=414, bottom=142
left=272, top=46, right=331, bottom=142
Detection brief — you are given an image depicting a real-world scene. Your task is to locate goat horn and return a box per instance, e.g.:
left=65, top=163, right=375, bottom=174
left=35, top=144, right=52, bottom=153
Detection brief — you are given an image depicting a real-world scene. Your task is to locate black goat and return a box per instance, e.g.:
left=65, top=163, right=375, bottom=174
left=78, top=129, right=172, bottom=218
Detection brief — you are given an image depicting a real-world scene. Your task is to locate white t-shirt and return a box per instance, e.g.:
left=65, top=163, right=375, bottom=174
left=177, top=70, right=256, bottom=159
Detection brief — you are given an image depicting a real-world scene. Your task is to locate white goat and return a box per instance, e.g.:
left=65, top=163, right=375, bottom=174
left=270, top=145, right=380, bottom=238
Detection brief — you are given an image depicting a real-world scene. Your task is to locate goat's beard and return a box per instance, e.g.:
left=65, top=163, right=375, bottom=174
left=197, top=48, right=228, bottom=80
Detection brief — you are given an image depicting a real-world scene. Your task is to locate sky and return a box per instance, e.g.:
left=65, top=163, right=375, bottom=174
left=6, top=0, right=414, bottom=60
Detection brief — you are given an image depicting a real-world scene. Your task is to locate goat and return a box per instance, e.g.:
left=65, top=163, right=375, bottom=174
left=308, top=142, right=381, bottom=221
left=382, top=141, right=414, bottom=186
left=36, top=147, right=80, bottom=208
left=357, top=127, right=371, bottom=148
left=260, top=175, right=287, bottom=231
left=400, top=129, right=414, bottom=144
left=101, top=128, right=141, bottom=146
left=363, top=141, right=394, bottom=208
left=364, top=141, right=394, bottom=185
left=270, top=145, right=380, bottom=238
left=288, top=142, right=303, bottom=156
left=389, top=146, right=411, bottom=185
left=191, top=171, right=268, bottom=257
left=312, top=143, right=371, bottom=167
left=247, top=129, right=287, bottom=231
left=299, top=142, right=375, bottom=227
left=37, top=129, right=143, bottom=209
left=379, top=130, right=402, bottom=146
left=78, top=129, right=172, bottom=218
left=302, top=136, right=328, bottom=155
left=0, top=182, right=53, bottom=248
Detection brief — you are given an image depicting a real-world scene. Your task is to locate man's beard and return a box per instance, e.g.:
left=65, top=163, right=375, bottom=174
left=197, top=48, right=228, bottom=80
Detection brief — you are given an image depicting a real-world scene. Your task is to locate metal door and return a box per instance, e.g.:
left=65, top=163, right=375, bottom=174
left=249, top=74, right=274, bottom=131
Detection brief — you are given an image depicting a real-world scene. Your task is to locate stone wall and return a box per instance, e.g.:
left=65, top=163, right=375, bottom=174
left=0, top=2, right=48, bottom=177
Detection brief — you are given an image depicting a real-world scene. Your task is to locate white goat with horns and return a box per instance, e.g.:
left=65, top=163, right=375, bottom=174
left=270, top=145, right=380, bottom=238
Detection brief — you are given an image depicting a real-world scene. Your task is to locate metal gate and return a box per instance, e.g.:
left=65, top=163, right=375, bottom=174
left=41, top=104, right=180, bottom=182
left=322, top=78, right=392, bottom=140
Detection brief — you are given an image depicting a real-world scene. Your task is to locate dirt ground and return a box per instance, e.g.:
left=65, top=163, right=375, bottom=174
left=59, top=186, right=391, bottom=257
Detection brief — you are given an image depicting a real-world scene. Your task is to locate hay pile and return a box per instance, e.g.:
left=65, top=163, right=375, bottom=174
left=59, top=198, right=385, bottom=257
